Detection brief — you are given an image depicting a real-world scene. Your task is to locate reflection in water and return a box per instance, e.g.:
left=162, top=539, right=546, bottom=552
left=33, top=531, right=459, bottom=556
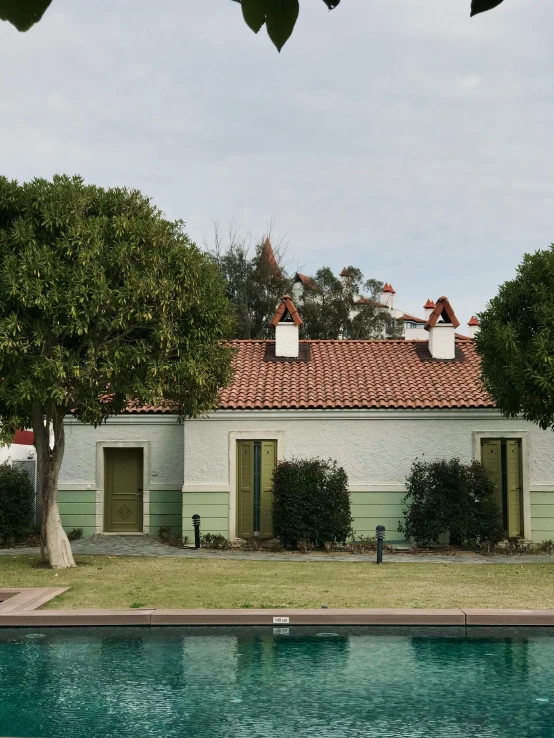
left=0, top=627, right=553, bottom=738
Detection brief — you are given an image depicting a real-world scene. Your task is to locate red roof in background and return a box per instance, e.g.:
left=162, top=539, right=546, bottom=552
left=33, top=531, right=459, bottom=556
left=340, top=267, right=353, bottom=278
left=468, top=316, right=480, bottom=326
left=13, top=430, right=34, bottom=445
left=383, top=283, right=396, bottom=294
left=260, top=238, right=283, bottom=279
left=295, top=272, right=312, bottom=285
left=423, top=299, right=436, bottom=309
left=398, top=313, right=427, bottom=324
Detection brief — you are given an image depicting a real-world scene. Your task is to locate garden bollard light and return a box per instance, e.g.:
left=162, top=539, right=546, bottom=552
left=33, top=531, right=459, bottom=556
left=376, top=525, right=385, bottom=564
left=192, top=514, right=201, bottom=549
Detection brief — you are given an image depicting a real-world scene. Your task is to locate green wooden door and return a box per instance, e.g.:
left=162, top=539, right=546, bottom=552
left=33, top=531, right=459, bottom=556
left=104, top=448, right=143, bottom=532
left=506, top=440, right=523, bottom=538
left=481, top=440, right=503, bottom=513
left=260, top=441, right=276, bottom=539
left=236, top=440, right=277, bottom=539
left=237, top=442, right=254, bottom=538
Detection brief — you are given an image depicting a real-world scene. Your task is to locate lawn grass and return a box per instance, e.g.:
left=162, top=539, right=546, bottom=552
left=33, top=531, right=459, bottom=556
left=1, top=556, right=554, bottom=610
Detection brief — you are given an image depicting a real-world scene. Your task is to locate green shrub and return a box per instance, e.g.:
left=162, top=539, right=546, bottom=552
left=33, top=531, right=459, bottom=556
left=67, top=527, right=84, bottom=541
left=272, top=458, right=352, bottom=548
left=200, top=533, right=229, bottom=549
left=0, top=462, right=34, bottom=544
left=399, top=458, right=504, bottom=547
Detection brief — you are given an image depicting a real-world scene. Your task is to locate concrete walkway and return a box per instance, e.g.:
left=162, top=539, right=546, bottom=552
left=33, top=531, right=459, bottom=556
left=0, top=534, right=554, bottom=564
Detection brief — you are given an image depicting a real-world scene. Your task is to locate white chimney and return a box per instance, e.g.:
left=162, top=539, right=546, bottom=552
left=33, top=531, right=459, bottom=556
left=423, top=299, right=436, bottom=320
left=271, top=295, right=303, bottom=359
left=381, top=282, right=396, bottom=310
left=425, top=296, right=460, bottom=360
left=467, top=316, right=480, bottom=338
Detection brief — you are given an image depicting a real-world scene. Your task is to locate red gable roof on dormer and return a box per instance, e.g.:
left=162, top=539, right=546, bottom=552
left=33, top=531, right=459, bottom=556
left=424, top=296, right=461, bottom=331
left=468, top=316, right=480, bottom=326
left=270, top=295, right=304, bottom=328
left=423, top=299, right=436, bottom=309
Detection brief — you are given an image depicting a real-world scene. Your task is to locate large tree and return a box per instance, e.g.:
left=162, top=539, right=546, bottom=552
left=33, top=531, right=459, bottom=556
left=475, top=244, right=554, bottom=431
left=0, top=175, right=234, bottom=568
left=210, top=226, right=291, bottom=339
left=299, top=266, right=400, bottom=339
left=0, top=1, right=508, bottom=51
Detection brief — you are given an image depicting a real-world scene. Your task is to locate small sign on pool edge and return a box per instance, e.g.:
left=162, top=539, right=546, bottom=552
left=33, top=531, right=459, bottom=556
left=272, top=616, right=290, bottom=624
left=273, top=627, right=290, bottom=635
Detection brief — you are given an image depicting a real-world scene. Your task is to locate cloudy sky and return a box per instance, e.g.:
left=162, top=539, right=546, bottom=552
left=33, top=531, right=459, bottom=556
left=1, top=0, right=553, bottom=327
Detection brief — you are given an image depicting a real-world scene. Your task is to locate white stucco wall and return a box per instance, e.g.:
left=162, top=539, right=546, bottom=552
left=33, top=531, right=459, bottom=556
left=184, top=408, right=554, bottom=540
left=61, top=417, right=184, bottom=488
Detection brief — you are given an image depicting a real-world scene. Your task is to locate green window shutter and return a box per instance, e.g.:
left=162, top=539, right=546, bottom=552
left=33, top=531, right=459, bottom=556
left=237, top=442, right=254, bottom=538
left=260, top=441, right=277, bottom=539
left=481, top=440, right=503, bottom=512
left=506, top=440, right=523, bottom=538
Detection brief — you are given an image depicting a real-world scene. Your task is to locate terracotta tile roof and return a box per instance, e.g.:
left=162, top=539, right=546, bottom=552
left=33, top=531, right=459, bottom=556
left=397, top=313, right=426, bottom=324
left=295, top=272, right=312, bottom=284
left=424, top=296, right=460, bottom=330
left=355, top=297, right=388, bottom=308
left=423, top=299, right=436, bottom=309
left=383, top=283, right=396, bottom=294
left=271, top=295, right=304, bottom=328
left=468, top=316, right=480, bottom=326
left=340, top=267, right=353, bottom=278
left=217, top=339, right=493, bottom=410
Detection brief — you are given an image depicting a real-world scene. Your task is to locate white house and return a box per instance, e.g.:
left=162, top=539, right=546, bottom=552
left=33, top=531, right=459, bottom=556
left=58, top=295, right=554, bottom=545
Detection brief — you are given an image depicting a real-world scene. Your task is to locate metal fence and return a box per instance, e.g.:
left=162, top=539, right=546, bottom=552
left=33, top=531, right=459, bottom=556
left=11, top=459, right=40, bottom=525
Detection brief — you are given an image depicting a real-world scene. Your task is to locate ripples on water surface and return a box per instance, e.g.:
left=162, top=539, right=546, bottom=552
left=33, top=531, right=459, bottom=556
left=1, top=626, right=554, bottom=737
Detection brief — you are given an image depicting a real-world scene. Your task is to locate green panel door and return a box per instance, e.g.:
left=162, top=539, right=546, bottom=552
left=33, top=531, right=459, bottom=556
left=260, top=441, right=276, bottom=539
left=481, top=440, right=503, bottom=513
left=506, top=440, right=523, bottom=538
left=105, top=448, right=144, bottom=533
left=237, top=442, right=254, bottom=538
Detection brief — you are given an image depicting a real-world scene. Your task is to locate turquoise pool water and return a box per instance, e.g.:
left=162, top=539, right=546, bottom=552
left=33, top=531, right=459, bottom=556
left=1, top=626, right=554, bottom=737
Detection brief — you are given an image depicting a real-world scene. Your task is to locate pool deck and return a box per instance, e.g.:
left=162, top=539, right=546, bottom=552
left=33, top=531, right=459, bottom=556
left=1, top=589, right=554, bottom=627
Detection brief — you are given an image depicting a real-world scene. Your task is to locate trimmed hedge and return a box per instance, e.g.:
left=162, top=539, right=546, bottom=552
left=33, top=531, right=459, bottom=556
left=272, top=458, right=352, bottom=548
left=0, top=462, right=34, bottom=544
left=399, top=457, right=504, bottom=547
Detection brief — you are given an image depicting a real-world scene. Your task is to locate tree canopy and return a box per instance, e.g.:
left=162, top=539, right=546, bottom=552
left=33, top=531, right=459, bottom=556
left=210, top=228, right=291, bottom=339
left=475, top=244, right=554, bottom=431
left=300, top=266, right=401, bottom=339
left=0, top=175, right=234, bottom=567
left=0, top=0, right=507, bottom=51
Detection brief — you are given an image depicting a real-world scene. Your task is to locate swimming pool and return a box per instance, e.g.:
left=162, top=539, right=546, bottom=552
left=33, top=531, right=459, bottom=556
left=1, top=626, right=553, bottom=737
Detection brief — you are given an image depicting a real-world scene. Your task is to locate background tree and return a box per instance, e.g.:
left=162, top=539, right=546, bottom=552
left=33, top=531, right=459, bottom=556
left=0, top=175, right=234, bottom=568
left=0, top=1, right=507, bottom=50
left=210, top=225, right=291, bottom=339
left=475, top=243, right=554, bottom=430
left=299, top=266, right=400, bottom=339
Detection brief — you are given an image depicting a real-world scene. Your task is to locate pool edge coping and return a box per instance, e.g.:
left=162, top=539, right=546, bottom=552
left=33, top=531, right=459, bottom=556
left=1, top=604, right=554, bottom=626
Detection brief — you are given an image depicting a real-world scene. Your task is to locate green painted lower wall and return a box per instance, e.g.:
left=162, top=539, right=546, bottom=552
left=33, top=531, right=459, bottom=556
left=150, top=490, right=182, bottom=536
left=182, top=492, right=229, bottom=541
left=58, top=490, right=96, bottom=538
left=530, top=491, right=554, bottom=543
left=58, top=488, right=554, bottom=545
left=350, top=492, right=406, bottom=543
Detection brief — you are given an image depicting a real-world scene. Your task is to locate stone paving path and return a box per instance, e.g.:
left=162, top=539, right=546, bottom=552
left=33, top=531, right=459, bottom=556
left=0, top=534, right=554, bottom=564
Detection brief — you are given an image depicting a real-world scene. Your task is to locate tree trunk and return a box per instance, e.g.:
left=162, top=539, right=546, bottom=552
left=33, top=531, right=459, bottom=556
left=31, top=402, right=76, bottom=569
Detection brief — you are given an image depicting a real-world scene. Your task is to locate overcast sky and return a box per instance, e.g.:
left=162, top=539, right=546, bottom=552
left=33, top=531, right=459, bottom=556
left=1, top=0, right=553, bottom=328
